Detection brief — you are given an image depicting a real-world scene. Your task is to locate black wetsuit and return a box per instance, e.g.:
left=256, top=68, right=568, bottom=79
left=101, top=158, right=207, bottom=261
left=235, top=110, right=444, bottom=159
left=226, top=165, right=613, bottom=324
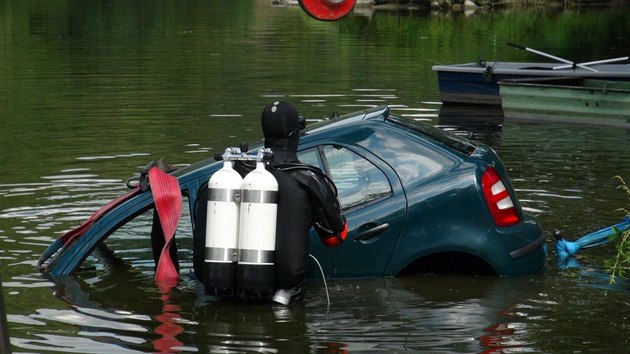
left=270, top=166, right=312, bottom=291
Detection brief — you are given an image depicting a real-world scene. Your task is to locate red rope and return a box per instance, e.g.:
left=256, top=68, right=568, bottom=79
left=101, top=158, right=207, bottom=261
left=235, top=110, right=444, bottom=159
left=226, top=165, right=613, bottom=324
left=149, top=167, right=183, bottom=288
left=60, top=187, right=141, bottom=246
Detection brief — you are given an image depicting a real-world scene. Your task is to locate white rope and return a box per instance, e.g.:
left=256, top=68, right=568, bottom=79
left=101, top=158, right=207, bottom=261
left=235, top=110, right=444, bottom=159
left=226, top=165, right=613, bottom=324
left=309, top=254, right=330, bottom=308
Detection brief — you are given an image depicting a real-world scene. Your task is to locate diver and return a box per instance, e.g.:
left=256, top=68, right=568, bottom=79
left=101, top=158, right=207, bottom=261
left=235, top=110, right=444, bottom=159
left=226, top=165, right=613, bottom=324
left=193, top=101, right=347, bottom=304
left=259, top=101, right=348, bottom=305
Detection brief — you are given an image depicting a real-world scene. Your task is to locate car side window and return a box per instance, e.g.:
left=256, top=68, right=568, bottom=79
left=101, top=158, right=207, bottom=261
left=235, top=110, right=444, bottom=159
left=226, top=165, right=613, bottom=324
left=325, top=145, right=392, bottom=209
left=297, top=147, right=321, bottom=169
left=298, top=145, right=392, bottom=209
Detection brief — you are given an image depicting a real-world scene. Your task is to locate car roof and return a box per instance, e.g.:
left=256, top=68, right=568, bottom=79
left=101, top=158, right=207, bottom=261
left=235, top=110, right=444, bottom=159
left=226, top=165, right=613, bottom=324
left=304, top=105, right=389, bottom=135
left=303, top=105, right=476, bottom=156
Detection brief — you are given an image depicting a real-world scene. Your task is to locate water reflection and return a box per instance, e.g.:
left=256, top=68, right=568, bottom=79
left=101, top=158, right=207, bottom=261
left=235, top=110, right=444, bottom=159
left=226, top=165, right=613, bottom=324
left=153, top=290, right=185, bottom=353
left=42, top=269, right=313, bottom=353
left=302, top=276, right=548, bottom=353
left=39, top=270, right=554, bottom=353
left=46, top=271, right=157, bottom=352
left=438, top=104, right=504, bottom=150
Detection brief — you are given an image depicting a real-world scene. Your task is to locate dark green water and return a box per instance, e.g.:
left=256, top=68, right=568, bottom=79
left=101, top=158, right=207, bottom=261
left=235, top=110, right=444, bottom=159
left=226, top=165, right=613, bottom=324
left=1, top=1, right=630, bottom=352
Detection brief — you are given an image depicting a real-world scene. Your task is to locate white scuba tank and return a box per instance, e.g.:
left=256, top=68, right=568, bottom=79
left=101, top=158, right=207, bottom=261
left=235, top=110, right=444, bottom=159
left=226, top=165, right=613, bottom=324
left=236, top=159, right=278, bottom=299
left=204, top=159, right=243, bottom=296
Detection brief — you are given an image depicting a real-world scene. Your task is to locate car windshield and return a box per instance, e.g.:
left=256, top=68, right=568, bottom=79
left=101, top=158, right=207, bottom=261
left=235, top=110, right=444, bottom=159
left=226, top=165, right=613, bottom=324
left=386, top=115, right=477, bottom=155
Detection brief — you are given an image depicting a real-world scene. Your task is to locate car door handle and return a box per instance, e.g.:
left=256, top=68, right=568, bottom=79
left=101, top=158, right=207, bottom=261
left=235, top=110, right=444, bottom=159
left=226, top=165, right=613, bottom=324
left=354, top=223, right=390, bottom=242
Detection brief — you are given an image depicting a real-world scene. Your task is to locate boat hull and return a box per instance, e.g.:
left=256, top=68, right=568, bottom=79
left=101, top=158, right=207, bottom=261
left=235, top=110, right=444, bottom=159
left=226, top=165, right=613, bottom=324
left=432, top=62, right=630, bottom=105
left=499, top=77, right=630, bottom=127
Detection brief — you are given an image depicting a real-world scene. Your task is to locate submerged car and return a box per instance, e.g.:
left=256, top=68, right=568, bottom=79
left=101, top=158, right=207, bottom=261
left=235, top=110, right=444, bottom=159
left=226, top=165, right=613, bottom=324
left=39, top=105, right=547, bottom=279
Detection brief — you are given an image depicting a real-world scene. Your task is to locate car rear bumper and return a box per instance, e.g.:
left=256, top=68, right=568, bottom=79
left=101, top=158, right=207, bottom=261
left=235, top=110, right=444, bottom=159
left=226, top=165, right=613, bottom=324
left=509, top=234, right=547, bottom=259
left=481, top=215, right=548, bottom=276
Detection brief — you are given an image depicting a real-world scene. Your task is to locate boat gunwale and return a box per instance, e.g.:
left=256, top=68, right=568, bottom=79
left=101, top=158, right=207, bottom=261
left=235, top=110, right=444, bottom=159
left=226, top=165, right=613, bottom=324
left=432, top=62, right=630, bottom=77
left=498, top=76, right=630, bottom=94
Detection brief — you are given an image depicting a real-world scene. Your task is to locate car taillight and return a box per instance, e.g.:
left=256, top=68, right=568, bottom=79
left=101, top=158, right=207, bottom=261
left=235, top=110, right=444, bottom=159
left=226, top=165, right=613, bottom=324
left=482, top=167, right=521, bottom=227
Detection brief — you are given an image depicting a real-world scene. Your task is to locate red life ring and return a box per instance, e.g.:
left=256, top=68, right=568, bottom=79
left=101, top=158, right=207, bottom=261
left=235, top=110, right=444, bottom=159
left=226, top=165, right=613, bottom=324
left=299, top=0, right=356, bottom=21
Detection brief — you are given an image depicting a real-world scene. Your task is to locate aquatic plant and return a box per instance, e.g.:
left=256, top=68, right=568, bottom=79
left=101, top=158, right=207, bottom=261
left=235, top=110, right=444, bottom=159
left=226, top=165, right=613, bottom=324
left=605, top=176, right=630, bottom=284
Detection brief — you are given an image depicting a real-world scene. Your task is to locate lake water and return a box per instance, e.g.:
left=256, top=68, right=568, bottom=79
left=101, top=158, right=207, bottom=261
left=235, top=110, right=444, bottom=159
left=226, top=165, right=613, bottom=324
left=1, top=1, right=630, bottom=352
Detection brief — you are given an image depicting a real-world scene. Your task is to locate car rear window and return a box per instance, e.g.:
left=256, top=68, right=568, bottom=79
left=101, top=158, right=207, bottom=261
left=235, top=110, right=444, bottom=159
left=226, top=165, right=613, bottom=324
left=386, top=115, right=476, bottom=155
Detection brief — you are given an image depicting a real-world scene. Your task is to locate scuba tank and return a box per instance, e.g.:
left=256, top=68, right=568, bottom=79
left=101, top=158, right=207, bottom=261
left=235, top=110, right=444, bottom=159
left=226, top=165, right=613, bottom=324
left=204, top=148, right=243, bottom=296
left=203, top=147, right=277, bottom=299
left=236, top=149, right=278, bottom=299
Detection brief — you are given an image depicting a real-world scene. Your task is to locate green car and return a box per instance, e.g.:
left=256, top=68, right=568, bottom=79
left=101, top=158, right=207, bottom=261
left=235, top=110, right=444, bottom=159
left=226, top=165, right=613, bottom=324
left=39, top=105, right=547, bottom=278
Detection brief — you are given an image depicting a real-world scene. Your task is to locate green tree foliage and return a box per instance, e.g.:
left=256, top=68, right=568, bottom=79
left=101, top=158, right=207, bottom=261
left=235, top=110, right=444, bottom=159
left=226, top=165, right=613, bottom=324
left=605, top=176, right=630, bottom=284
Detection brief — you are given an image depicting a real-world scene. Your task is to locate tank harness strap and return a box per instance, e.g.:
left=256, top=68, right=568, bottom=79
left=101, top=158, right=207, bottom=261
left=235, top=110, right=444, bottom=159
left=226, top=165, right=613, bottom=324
left=148, top=166, right=183, bottom=289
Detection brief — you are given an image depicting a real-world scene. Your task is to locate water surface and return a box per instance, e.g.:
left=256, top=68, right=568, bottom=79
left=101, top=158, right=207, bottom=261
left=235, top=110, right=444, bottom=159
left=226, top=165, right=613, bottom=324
left=1, top=1, right=630, bottom=352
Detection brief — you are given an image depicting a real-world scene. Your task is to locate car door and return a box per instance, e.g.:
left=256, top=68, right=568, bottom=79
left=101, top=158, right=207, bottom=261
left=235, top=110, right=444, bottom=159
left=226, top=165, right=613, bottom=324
left=298, top=143, right=407, bottom=278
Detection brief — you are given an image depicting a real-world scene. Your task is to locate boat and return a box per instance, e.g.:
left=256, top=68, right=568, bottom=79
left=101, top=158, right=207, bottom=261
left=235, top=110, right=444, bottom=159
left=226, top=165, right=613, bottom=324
left=499, top=77, right=630, bottom=128
left=432, top=43, right=630, bottom=105
left=432, top=61, right=630, bottom=106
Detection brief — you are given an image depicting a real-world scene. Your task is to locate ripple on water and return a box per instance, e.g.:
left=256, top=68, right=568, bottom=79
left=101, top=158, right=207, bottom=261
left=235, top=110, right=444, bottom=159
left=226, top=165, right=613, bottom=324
left=12, top=334, right=147, bottom=354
